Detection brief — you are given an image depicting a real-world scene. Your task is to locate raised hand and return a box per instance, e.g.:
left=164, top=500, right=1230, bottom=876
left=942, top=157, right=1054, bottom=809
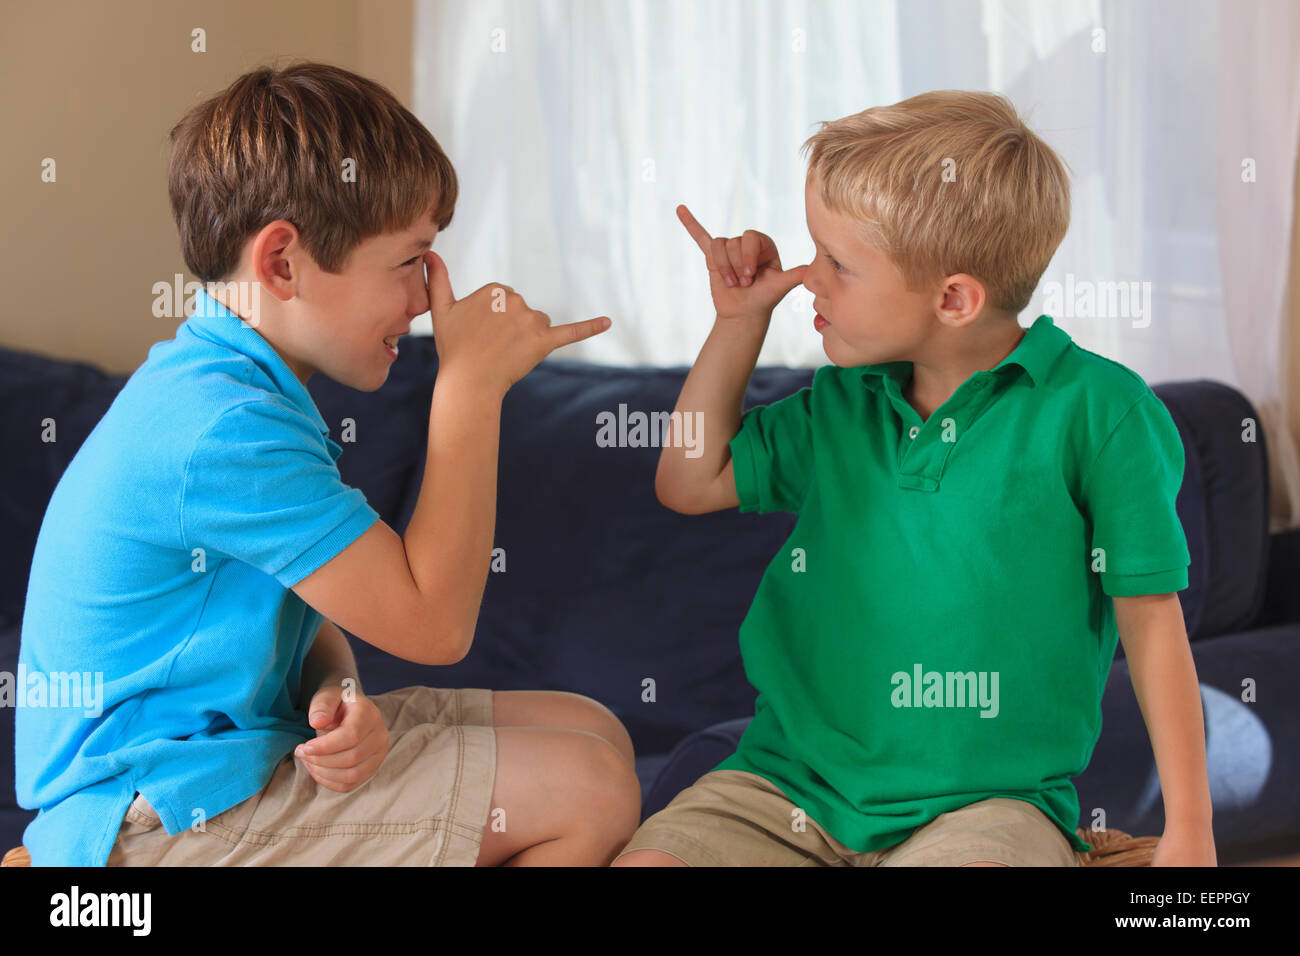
left=424, top=251, right=611, bottom=398
left=677, top=204, right=807, bottom=321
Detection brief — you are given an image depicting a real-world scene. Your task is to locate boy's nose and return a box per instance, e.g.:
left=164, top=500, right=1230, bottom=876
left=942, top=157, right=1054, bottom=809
left=801, top=261, right=824, bottom=296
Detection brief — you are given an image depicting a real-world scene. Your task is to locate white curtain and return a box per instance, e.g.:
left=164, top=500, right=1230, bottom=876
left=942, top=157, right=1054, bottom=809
left=1215, top=0, right=1300, bottom=530
left=413, top=0, right=1300, bottom=528
left=414, top=0, right=899, bottom=367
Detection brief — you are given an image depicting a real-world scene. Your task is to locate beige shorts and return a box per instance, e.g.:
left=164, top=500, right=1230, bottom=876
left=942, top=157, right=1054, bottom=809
left=107, top=685, right=496, bottom=866
left=615, top=770, right=1081, bottom=867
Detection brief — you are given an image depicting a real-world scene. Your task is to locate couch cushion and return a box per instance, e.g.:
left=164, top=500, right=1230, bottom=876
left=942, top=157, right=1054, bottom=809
left=307, top=340, right=436, bottom=529
left=1152, top=381, right=1270, bottom=640
left=0, top=348, right=127, bottom=630
left=328, top=344, right=812, bottom=756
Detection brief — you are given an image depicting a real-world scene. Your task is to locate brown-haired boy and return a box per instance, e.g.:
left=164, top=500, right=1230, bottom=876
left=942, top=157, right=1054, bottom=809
left=16, top=61, right=635, bottom=866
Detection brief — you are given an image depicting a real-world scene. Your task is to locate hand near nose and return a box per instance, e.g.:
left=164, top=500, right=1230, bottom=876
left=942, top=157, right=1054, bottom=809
left=424, top=251, right=612, bottom=398
left=677, top=204, right=807, bottom=321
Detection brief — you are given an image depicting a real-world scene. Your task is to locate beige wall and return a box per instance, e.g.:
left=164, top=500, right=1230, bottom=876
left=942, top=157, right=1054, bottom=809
left=1, top=0, right=413, bottom=374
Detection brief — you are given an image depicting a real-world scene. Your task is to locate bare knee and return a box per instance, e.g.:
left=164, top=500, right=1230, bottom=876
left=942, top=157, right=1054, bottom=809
left=562, top=693, right=636, bottom=768
left=574, top=732, right=643, bottom=855
left=513, top=734, right=640, bottom=866
left=478, top=727, right=640, bottom=866
left=492, top=690, right=636, bottom=768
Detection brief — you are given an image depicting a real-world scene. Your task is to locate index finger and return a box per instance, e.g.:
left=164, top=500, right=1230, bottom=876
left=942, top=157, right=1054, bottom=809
left=676, top=204, right=713, bottom=255
left=547, top=315, right=612, bottom=350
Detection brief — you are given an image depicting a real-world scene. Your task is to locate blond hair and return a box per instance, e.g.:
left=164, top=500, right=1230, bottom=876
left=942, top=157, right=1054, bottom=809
left=802, top=90, right=1070, bottom=314
left=168, top=60, right=457, bottom=283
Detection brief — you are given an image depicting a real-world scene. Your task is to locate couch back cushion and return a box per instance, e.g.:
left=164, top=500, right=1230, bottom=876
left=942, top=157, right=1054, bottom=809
left=1151, top=380, right=1270, bottom=640
left=0, top=339, right=1271, bottom=757
left=311, top=348, right=808, bottom=752
left=309, top=343, right=1270, bottom=749
left=0, top=349, right=130, bottom=631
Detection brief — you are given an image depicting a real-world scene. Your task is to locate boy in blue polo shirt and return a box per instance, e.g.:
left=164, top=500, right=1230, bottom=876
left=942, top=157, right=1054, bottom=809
left=615, top=90, right=1217, bottom=867
left=15, top=62, right=632, bottom=866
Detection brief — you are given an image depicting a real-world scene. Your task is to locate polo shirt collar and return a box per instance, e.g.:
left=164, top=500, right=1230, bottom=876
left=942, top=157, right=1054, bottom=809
left=859, top=314, right=1071, bottom=394
left=186, top=286, right=331, bottom=442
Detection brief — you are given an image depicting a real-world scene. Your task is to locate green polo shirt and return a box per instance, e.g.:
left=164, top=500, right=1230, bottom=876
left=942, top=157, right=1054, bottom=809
left=715, top=314, right=1190, bottom=856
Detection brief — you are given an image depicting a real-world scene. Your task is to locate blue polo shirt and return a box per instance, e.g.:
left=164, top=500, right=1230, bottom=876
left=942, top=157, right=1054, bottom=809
left=715, top=314, right=1191, bottom=856
left=15, top=287, right=380, bottom=866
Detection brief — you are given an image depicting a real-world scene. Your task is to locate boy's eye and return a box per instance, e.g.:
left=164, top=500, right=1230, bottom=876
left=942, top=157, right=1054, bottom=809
left=401, top=256, right=422, bottom=267
left=825, top=254, right=844, bottom=272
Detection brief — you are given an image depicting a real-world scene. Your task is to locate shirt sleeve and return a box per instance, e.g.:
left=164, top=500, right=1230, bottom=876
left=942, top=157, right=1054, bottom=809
left=181, top=400, right=381, bottom=588
left=1080, top=391, right=1191, bottom=596
left=729, top=382, right=816, bottom=515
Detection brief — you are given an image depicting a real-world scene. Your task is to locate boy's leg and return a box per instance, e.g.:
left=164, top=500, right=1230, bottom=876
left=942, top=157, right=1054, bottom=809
left=490, top=690, right=635, bottom=768
left=108, top=685, right=499, bottom=866
left=104, top=685, right=643, bottom=867
left=475, top=724, right=641, bottom=866
left=471, top=689, right=642, bottom=865
left=612, top=848, right=687, bottom=866
left=611, top=769, right=857, bottom=867
left=876, top=797, right=1080, bottom=867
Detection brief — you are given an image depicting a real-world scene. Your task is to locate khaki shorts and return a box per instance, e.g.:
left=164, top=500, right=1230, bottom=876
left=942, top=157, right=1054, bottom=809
left=615, top=770, right=1081, bottom=867
left=107, top=685, right=496, bottom=866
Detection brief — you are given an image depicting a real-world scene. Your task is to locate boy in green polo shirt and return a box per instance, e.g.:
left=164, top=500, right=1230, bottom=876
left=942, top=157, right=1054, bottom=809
left=613, top=90, right=1216, bottom=867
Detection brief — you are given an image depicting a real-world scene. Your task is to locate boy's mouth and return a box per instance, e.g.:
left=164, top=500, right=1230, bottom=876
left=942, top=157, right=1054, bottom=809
left=382, top=326, right=409, bottom=353
left=814, top=313, right=830, bottom=331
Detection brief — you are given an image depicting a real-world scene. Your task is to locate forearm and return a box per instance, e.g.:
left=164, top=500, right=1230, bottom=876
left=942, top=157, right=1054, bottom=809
left=1123, top=612, right=1213, bottom=829
left=299, top=618, right=361, bottom=707
left=656, top=315, right=769, bottom=507
left=402, top=369, right=504, bottom=659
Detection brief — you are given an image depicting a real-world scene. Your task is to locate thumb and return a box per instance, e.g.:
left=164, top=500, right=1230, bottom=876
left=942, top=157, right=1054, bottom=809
left=425, top=251, right=456, bottom=318
left=768, top=263, right=808, bottom=298
left=308, top=687, right=343, bottom=729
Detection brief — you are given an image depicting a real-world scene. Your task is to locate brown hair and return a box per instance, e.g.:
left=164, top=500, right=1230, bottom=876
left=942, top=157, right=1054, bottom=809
left=802, top=90, right=1071, bottom=315
left=167, top=60, right=457, bottom=282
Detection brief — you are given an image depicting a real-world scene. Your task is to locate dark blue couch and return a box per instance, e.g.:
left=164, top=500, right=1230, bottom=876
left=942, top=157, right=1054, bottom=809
left=3, top=336, right=1298, bottom=863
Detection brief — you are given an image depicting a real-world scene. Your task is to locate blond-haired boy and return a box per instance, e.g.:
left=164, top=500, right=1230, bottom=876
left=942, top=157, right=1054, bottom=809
left=614, top=90, right=1216, bottom=867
